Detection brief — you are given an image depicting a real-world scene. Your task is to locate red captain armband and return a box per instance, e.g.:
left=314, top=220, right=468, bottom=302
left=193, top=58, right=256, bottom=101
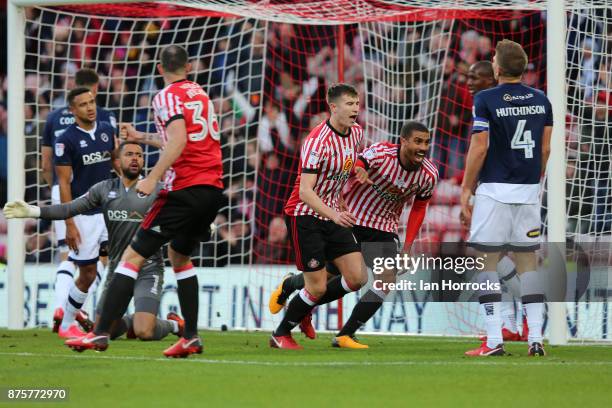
left=351, top=158, right=367, bottom=175
left=403, top=197, right=429, bottom=252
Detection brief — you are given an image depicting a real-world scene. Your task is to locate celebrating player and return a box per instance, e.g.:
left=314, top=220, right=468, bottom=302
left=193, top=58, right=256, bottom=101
left=3, top=142, right=184, bottom=342
left=269, top=121, right=438, bottom=348
left=65, top=45, right=225, bottom=358
left=52, top=87, right=116, bottom=338
left=270, top=83, right=368, bottom=350
left=41, top=68, right=116, bottom=335
left=461, top=40, right=552, bottom=356
left=468, top=61, right=527, bottom=342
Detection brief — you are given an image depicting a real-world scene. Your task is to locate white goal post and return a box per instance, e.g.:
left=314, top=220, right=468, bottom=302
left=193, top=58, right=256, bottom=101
left=5, top=0, right=592, bottom=345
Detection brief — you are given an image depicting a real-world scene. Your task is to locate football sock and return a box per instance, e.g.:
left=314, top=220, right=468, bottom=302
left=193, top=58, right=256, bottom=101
left=83, top=262, right=103, bottom=309
left=316, top=276, right=358, bottom=305
left=274, top=288, right=317, bottom=336
left=497, top=256, right=521, bottom=298
left=53, top=260, right=75, bottom=310
left=500, top=292, right=518, bottom=333
left=175, top=264, right=199, bottom=339
left=520, top=270, right=544, bottom=344
left=478, top=271, right=502, bottom=349
left=282, top=273, right=305, bottom=294
left=109, top=315, right=131, bottom=340
left=338, top=289, right=385, bottom=337
left=150, top=319, right=175, bottom=340
left=94, top=262, right=138, bottom=335
left=61, top=284, right=87, bottom=331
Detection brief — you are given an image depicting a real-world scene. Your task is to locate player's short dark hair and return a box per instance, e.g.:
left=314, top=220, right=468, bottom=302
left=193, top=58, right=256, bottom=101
left=74, top=68, right=99, bottom=87
left=495, top=39, right=528, bottom=77
left=326, top=83, right=358, bottom=103
left=472, top=61, right=495, bottom=78
left=118, top=141, right=143, bottom=153
left=67, top=87, right=93, bottom=106
left=160, top=45, right=189, bottom=73
left=400, top=121, right=429, bottom=140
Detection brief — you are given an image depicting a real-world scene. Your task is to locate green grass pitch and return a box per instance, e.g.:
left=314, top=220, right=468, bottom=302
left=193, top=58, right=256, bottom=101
left=1, top=329, right=611, bottom=407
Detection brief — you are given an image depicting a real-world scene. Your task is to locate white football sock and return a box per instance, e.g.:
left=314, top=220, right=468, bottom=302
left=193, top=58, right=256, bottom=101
left=500, top=291, right=518, bottom=333
left=53, top=260, right=75, bottom=311
left=61, top=285, right=88, bottom=330
left=521, top=270, right=544, bottom=344
left=478, top=271, right=502, bottom=348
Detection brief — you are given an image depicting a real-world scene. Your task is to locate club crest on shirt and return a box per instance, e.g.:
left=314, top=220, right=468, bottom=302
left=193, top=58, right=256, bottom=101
left=363, top=148, right=375, bottom=161
left=55, top=143, right=64, bottom=157
left=80, top=140, right=88, bottom=148
left=107, top=191, right=118, bottom=199
left=101, top=133, right=109, bottom=143
left=308, top=151, right=320, bottom=166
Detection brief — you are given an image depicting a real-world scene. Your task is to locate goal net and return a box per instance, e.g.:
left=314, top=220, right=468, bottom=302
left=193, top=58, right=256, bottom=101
left=4, top=0, right=611, bottom=341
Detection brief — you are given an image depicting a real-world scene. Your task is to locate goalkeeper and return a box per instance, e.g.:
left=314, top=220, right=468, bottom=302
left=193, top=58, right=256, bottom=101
left=3, top=142, right=183, bottom=341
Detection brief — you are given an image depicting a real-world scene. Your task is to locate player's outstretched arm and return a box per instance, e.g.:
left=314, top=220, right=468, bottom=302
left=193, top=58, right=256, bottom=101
left=3, top=182, right=103, bottom=220
left=3, top=200, right=41, bottom=219
left=137, top=118, right=187, bottom=195
left=460, top=131, right=488, bottom=226
left=119, top=122, right=163, bottom=148
left=299, top=173, right=356, bottom=227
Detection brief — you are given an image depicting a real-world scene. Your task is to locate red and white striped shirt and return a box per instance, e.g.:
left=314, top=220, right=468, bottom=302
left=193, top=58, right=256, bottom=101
left=285, top=120, right=364, bottom=219
left=152, top=79, right=223, bottom=191
left=344, top=142, right=438, bottom=233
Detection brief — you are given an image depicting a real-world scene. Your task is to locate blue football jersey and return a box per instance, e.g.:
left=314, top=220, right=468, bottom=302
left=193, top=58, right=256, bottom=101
left=42, top=106, right=116, bottom=185
left=53, top=121, right=115, bottom=215
left=472, top=83, right=553, bottom=204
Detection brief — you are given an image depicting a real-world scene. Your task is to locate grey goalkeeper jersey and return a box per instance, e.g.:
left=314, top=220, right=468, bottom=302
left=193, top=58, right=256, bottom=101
left=40, top=177, right=164, bottom=276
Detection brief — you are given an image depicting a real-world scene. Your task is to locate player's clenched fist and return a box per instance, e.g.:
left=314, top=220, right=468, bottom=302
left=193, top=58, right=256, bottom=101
left=354, top=166, right=373, bottom=185
left=119, top=122, right=142, bottom=142
left=2, top=200, right=41, bottom=219
left=136, top=176, right=157, bottom=196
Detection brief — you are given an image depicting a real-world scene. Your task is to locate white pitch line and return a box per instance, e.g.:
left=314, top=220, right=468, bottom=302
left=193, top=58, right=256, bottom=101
left=1, top=352, right=612, bottom=367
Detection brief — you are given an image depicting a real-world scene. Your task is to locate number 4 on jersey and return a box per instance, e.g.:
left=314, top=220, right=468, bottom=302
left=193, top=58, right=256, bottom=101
left=511, top=119, right=535, bottom=159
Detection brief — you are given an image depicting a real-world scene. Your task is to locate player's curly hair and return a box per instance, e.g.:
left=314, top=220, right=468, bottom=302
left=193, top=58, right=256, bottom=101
left=75, top=68, right=99, bottom=87
left=67, top=87, right=92, bottom=106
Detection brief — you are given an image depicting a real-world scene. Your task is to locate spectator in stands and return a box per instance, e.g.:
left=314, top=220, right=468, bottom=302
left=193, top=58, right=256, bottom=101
left=254, top=216, right=291, bottom=264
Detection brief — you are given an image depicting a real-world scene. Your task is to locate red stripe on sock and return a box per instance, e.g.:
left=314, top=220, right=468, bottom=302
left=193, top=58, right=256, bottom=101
left=302, top=288, right=318, bottom=304
left=120, top=261, right=140, bottom=273
left=173, top=263, right=194, bottom=273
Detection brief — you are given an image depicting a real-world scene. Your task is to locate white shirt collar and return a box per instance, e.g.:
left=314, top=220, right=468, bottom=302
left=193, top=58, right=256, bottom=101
left=76, top=122, right=97, bottom=140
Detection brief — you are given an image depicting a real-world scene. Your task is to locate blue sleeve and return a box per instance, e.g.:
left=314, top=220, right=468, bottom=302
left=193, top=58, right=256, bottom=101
left=544, top=97, right=553, bottom=126
left=41, top=112, right=55, bottom=147
left=53, top=135, right=73, bottom=166
left=472, top=93, right=490, bottom=134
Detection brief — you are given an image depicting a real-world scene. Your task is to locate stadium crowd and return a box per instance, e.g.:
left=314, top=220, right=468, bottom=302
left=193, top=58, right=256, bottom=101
left=0, top=8, right=610, bottom=267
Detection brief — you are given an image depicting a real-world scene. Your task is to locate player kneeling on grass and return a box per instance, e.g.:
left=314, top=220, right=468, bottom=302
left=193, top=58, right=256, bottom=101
left=460, top=40, right=552, bottom=357
left=269, top=121, right=438, bottom=349
left=3, top=142, right=184, bottom=346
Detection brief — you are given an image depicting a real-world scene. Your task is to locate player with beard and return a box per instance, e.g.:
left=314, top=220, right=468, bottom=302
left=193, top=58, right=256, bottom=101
left=269, top=121, right=438, bottom=348
left=3, top=142, right=184, bottom=342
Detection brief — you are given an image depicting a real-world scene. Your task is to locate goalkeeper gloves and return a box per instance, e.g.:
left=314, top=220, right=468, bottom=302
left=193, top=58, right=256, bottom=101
left=2, top=200, right=41, bottom=219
